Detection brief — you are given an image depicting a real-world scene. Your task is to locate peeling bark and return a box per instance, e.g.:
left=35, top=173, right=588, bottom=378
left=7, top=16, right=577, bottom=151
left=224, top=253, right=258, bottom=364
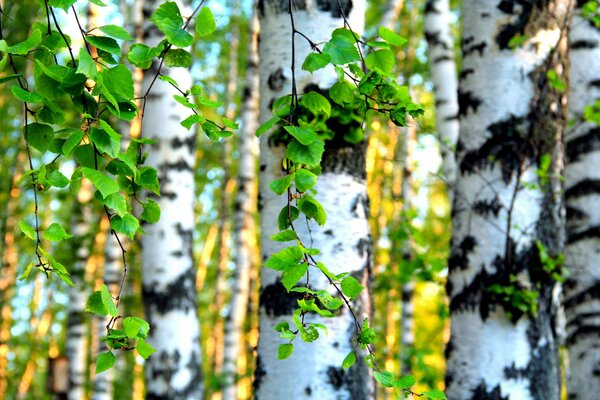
left=446, top=1, right=572, bottom=399
left=256, top=0, right=375, bottom=398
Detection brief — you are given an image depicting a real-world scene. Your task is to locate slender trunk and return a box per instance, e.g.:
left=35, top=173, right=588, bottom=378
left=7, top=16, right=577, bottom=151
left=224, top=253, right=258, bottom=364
left=255, top=1, right=374, bottom=398
left=446, top=1, right=572, bottom=398
left=564, top=4, right=600, bottom=398
left=141, top=0, right=203, bottom=398
left=221, top=6, right=260, bottom=400
left=424, top=0, right=459, bottom=201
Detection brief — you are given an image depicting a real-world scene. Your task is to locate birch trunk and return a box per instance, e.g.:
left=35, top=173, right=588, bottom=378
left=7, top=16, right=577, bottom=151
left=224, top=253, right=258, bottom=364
left=424, top=0, right=459, bottom=200
left=140, top=0, right=203, bottom=398
left=446, top=1, right=572, bottom=399
left=221, top=7, right=260, bottom=400
left=564, top=4, right=600, bottom=398
left=255, top=1, right=374, bottom=398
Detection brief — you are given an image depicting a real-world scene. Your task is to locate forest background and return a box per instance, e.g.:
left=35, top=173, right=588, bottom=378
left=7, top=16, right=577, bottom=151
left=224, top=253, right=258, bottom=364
left=0, top=0, right=597, bottom=399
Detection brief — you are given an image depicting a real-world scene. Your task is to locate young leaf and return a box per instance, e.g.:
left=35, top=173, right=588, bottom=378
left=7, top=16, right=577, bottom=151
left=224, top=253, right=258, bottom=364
left=164, top=49, right=192, bottom=68
left=151, top=1, right=193, bottom=47
left=378, top=26, right=408, bottom=47
left=374, top=371, right=395, bottom=387
left=365, top=49, right=395, bottom=75
left=196, top=7, right=217, bottom=37
left=302, top=52, right=331, bottom=73
left=8, top=29, right=42, bottom=55
left=11, top=86, right=43, bottom=103
left=284, top=126, right=318, bottom=146
left=96, top=351, right=117, bottom=373
left=270, top=230, right=298, bottom=242
left=323, top=28, right=360, bottom=65
left=44, top=223, right=73, bottom=242
left=46, top=171, right=69, bottom=188
left=137, top=167, right=160, bottom=196
left=295, top=169, right=317, bottom=192
left=277, top=343, right=294, bottom=360
left=102, top=193, right=128, bottom=217
left=77, top=47, right=97, bottom=78
left=394, top=375, right=416, bottom=389
left=278, top=205, right=300, bottom=230
left=136, top=339, right=156, bottom=359
left=127, top=44, right=162, bottom=69
left=300, top=91, right=331, bottom=118
left=342, top=351, right=356, bottom=369
left=287, top=139, right=325, bottom=166
left=18, top=262, right=35, bottom=281
left=341, top=275, right=363, bottom=300
left=86, top=291, right=107, bottom=315
left=81, top=167, right=119, bottom=198
left=86, top=36, right=121, bottom=55
left=269, top=173, right=295, bottom=195
left=423, top=390, right=447, bottom=399
left=256, top=116, right=280, bottom=137
left=298, top=196, right=326, bottom=225
left=141, top=199, right=161, bottom=223
left=100, top=284, right=119, bottom=317
left=110, top=213, right=140, bottom=240
left=26, top=123, right=54, bottom=153
left=281, top=262, right=309, bottom=291
left=99, top=25, right=133, bottom=40
left=18, top=220, right=37, bottom=241
left=90, top=127, right=120, bottom=158
left=329, top=80, right=354, bottom=106
left=123, top=317, right=142, bottom=339
left=264, top=246, right=304, bottom=271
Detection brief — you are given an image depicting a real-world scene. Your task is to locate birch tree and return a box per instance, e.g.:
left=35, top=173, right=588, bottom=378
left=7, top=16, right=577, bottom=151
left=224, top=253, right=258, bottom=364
left=254, top=1, right=375, bottom=398
left=446, top=1, right=572, bottom=398
left=424, top=0, right=459, bottom=199
left=564, top=2, right=600, bottom=397
left=140, top=0, right=203, bottom=397
left=221, top=7, right=260, bottom=400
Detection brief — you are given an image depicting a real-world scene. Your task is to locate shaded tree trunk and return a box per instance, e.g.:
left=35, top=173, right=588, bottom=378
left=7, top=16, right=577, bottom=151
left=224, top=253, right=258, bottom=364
left=424, top=0, right=459, bottom=200
left=446, top=1, right=572, bottom=398
left=255, top=1, right=374, bottom=398
left=564, top=3, right=600, bottom=397
left=221, top=6, right=260, bottom=400
left=140, top=0, right=203, bottom=398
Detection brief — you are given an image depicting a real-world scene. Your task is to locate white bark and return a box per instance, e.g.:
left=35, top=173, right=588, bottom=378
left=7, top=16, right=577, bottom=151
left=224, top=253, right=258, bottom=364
left=381, top=0, right=404, bottom=31
left=140, top=1, right=203, bottom=398
left=221, top=7, right=260, bottom=400
left=255, top=1, right=374, bottom=399
left=67, top=203, right=92, bottom=400
left=424, top=0, right=459, bottom=200
left=564, top=5, right=600, bottom=398
left=446, top=1, right=571, bottom=399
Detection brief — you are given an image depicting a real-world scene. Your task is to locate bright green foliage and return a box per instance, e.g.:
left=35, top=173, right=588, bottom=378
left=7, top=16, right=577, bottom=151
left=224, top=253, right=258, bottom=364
left=196, top=7, right=217, bottom=37
left=96, top=352, right=117, bottom=373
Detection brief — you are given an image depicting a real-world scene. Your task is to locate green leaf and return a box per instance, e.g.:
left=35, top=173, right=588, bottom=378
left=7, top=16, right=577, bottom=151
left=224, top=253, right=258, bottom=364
left=8, top=29, right=42, bottom=55
left=300, top=91, right=331, bottom=117
left=110, top=213, right=140, bottom=239
left=423, top=390, right=447, bottom=399
left=100, top=284, right=119, bottom=316
left=136, top=339, right=156, bottom=359
left=127, top=44, right=161, bottom=69
left=270, top=173, right=295, bottom=195
left=102, top=193, right=128, bottom=217
left=317, top=290, right=343, bottom=310
left=196, top=7, right=217, bottom=37
left=137, top=167, right=160, bottom=196
left=174, top=94, right=195, bottom=108
left=270, top=230, right=298, bottom=242
left=181, top=114, right=206, bottom=129
left=256, top=116, right=280, bottom=137
left=123, top=317, right=142, bottom=338
left=298, top=196, right=326, bottom=225
left=164, top=49, right=192, bottom=68
left=365, top=49, right=395, bottom=74
left=46, top=170, right=69, bottom=188
left=100, top=65, right=134, bottom=103
left=394, top=375, right=416, bottom=389
left=81, top=168, right=119, bottom=198
left=96, top=351, right=117, bottom=373
left=374, top=371, right=395, bottom=387
left=329, top=80, right=354, bottom=105
left=18, top=262, right=35, bottom=281
left=302, top=52, right=331, bottom=73
left=141, top=199, right=161, bottom=223
left=26, top=123, right=54, bottom=153
left=90, top=128, right=120, bottom=158
left=298, top=298, right=337, bottom=318
left=278, top=205, right=300, bottom=230
left=342, top=351, right=356, bottom=369
left=264, top=246, right=304, bottom=271
left=277, top=343, right=294, bottom=360
left=11, top=86, right=43, bottom=103
left=287, top=139, right=324, bottom=166
left=341, top=276, right=363, bottom=300
left=295, top=169, right=317, bottom=192
left=378, top=26, right=407, bottom=47
left=151, top=2, right=193, bottom=47
left=44, top=223, right=72, bottom=242
left=323, top=28, right=360, bottom=65
left=281, top=262, right=309, bottom=291
left=77, top=47, right=97, bottom=78
left=284, top=126, right=318, bottom=146
left=48, top=0, right=77, bottom=10
left=0, top=74, right=24, bottom=85
left=99, top=25, right=133, bottom=40
left=87, top=36, right=121, bottom=55
left=18, top=220, right=37, bottom=240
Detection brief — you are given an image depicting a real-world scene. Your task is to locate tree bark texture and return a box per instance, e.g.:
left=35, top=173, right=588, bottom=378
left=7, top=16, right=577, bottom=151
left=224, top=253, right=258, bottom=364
left=446, top=1, right=572, bottom=399
left=255, top=1, right=375, bottom=399
left=424, top=0, right=459, bottom=200
left=140, top=0, right=203, bottom=398
left=564, top=3, right=600, bottom=398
